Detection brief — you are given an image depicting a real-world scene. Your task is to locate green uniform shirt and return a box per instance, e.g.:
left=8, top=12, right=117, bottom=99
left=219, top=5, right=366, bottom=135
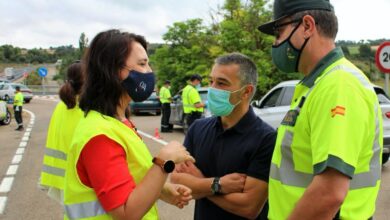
left=182, top=84, right=203, bottom=113
left=14, top=92, right=24, bottom=107
left=268, top=48, right=382, bottom=220
left=159, top=86, right=171, bottom=104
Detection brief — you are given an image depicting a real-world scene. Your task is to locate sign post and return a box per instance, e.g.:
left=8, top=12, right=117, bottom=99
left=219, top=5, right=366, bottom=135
left=375, top=42, right=390, bottom=95
left=38, top=67, right=48, bottom=95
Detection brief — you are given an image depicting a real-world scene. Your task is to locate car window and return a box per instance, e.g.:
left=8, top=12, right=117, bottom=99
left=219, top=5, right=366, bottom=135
left=260, top=88, right=283, bottom=108
left=280, top=86, right=295, bottom=106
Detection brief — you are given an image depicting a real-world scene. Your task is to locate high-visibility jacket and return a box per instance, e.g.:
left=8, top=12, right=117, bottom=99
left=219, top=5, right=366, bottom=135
left=268, top=49, right=382, bottom=220
left=64, top=110, right=158, bottom=220
left=14, top=92, right=23, bottom=107
left=40, top=101, right=83, bottom=190
left=159, top=86, right=171, bottom=104
left=182, top=84, right=203, bottom=114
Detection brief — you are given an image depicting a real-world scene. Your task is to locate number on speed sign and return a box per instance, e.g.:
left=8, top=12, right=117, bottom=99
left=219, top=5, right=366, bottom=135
left=376, top=42, right=390, bottom=73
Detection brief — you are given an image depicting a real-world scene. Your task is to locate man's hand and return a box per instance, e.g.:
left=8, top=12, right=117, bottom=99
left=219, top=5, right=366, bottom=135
left=220, top=173, right=246, bottom=194
left=161, top=183, right=193, bottom=209
left=175, top=161, right=204, bottom=178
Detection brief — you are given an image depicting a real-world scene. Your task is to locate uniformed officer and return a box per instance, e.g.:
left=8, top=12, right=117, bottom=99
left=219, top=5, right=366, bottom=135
left=258, top=0, right=382, bottom=219
left=13, top=85, right=24, bottom=131
left=182, top=74, right=205, bottom=128
left=160, top=80, right=173, bottom=132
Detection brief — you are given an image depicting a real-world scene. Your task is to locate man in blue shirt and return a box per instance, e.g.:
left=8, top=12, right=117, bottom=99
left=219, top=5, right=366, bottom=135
left=171, top=53, right=276, bottom=219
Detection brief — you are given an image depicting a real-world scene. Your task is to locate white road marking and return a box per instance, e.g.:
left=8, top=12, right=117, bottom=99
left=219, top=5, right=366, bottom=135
left=11, top=155, right=22, bottom=164
left=0, top=177, right=14, bottom=193
left=0, top=108, right=35, bottom=215
left=137, top=130, right=168, bottom=146
left=6, top=165, right=18, bottom=176
left=0, top=197, right=7, bottom=214
left=15, top=148, right=24, bottom=155
left=19, top=142, right=27, bottom=148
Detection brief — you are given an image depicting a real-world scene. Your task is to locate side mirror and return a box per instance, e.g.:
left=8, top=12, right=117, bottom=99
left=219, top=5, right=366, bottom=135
left=251, top=100, right=259, bottom=108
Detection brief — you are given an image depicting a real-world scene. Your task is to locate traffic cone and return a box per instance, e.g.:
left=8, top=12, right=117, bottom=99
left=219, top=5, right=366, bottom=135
left=154, top=128, right=161, bottom=139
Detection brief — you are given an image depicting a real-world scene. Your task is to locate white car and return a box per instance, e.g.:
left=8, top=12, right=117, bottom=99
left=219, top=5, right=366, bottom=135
left=253, top=80, right=390, bottom=164
left=0, top=82, right=33, bottom=103
left=0, top=100, right=11, bottom=125
left=169, top=87, right=211, bottom=134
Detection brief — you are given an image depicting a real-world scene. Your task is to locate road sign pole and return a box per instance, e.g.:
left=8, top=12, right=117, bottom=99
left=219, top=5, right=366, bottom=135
left=386, top=74, right=389, bottom=95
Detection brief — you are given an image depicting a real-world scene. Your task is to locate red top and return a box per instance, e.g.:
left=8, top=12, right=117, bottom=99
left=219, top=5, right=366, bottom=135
left=76, top=119, right=139, bottom=211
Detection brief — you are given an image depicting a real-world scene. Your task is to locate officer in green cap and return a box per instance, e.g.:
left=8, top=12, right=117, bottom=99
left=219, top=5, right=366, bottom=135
left=258, top=0, right=382, bottom=219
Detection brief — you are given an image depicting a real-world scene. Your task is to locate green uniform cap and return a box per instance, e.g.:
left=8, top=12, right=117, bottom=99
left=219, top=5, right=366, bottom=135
left=258, top=0, right=334, bottom=35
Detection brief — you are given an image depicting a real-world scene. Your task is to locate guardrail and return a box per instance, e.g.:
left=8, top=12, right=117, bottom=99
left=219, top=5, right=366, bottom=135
left=28, top=85, right=60, bottom=95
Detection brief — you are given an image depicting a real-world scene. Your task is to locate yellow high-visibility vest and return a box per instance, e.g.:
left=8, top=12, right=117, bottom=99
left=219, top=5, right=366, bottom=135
left=64, top=110, right=158, bottom=220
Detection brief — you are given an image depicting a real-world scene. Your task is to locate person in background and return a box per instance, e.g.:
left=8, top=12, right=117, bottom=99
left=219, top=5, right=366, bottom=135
left=182, top=74, right=205, bottom=128
left=13, top=85, right=24, bottom=131
left=160, top=80, right=173, bottom=133
left=258, top=0, right=382, bottom=219
left=39, top=61, right=84, bottom=204
left=171, top=53, right=276, bottom=220
left=64, top=29, right=195, bottom=220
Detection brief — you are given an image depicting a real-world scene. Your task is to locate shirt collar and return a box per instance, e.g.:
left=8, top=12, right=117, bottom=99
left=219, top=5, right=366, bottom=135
left=214, top=106, right=257, bottom=134
left=301, top=47, right=344, bottom=87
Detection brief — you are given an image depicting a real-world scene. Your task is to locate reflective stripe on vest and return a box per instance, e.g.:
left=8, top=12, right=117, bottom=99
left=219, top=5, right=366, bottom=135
left=42, top=164, right=65, bottom=177
left=45, top=147, right=67, bottom=160
left=65, top=200, right=106, bottom=220
left=270, top=65, right=381, bottom=189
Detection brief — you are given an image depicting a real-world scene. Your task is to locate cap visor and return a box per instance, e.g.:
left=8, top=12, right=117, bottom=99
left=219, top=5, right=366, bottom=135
left=258, top=20, right=276, bottom=35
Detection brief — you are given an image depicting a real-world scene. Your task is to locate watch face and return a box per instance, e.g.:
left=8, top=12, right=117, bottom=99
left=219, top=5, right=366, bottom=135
left=164, top=160, right=175, bottom=173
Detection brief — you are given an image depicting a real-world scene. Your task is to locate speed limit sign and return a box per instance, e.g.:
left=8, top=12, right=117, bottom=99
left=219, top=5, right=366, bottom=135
left=376, top=42, right=390, bottom=73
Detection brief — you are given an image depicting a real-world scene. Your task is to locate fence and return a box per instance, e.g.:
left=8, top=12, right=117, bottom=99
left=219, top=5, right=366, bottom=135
left=28, top=85, right=60, bottom=95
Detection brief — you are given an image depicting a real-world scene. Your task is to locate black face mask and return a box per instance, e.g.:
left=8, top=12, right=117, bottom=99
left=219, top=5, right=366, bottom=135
left=121, top=70, right=155, bottom=102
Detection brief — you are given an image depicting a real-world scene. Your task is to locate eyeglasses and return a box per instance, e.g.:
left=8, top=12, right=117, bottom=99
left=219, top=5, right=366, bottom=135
left=273, top=18, right=302, bottom=37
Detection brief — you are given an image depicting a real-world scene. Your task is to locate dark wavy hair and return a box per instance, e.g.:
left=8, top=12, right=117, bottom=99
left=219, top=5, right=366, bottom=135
left=79, top=29, right=147, bottom=117
left=59, top=61, right=84, bottom=109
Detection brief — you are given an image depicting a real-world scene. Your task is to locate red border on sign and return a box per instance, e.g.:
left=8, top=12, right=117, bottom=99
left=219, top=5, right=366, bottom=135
left=375, top=41, right=390, bottom=73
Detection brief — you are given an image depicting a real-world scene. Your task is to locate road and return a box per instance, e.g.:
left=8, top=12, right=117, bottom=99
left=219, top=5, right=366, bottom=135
left=0, top=97, right=389, bottom=219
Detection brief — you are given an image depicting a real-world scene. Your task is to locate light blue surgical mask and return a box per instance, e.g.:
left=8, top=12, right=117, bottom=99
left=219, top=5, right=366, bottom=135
left=207, top=86, right=244, bottom=116
left=195, top=84, right=201, bottom=90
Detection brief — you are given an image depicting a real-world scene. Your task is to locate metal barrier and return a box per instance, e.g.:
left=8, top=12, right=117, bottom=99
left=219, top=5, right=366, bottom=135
left=28, top=85, right=60, bottom=95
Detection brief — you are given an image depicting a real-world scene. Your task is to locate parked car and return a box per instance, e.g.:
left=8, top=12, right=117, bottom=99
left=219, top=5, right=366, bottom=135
left=0, top=83, right=33, bottom=103
left=252, top=80, right=390, bottom=164
left=130, top=91, right=161, bottom=115
left=0, top=78, right=10, bottom=84
left=0, top=99, right=11, bottom=125
left=170, top=87, right=211, bottom=134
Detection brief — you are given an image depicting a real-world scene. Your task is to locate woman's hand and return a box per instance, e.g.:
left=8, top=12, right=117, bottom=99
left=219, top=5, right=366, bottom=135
left=161, top=182, right=193, bottom=209
left=175, top=161, right=204, bottom=178
left=158, top=141, right=195, bottom=164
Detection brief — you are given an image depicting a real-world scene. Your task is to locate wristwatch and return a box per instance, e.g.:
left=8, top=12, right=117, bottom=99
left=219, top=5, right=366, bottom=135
left=211, top=177, right=221, bottom=195
left=152, top=157, right=175, bottom=173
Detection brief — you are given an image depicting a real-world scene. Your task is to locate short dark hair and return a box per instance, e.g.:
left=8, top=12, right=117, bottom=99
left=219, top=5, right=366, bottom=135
left=164, top=80, right=171, bottom=84
left=214, top=53, right=258, bottom=100
left=59, top=61, right=84, bottom=109
left=15, top=86, right=20, bottom=91
left=291, top=10, right=338, bottom=39
left=79, top=29, right=148, bottom=117
left=190, top=74, right=202, bottom=82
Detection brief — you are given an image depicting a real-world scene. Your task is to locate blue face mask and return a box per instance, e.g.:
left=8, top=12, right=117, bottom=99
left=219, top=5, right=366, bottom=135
left=195, top=84, right=201, bottom=90
left=207, top=87, right=244, bottom=116
left=122, top=70, right=155, bottom=102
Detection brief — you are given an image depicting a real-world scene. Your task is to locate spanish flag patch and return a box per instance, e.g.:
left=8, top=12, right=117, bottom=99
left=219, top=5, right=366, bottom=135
left=331, top=106, right=345, bottom=117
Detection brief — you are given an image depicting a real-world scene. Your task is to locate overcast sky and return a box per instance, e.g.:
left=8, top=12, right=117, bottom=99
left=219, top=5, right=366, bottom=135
left=1, top=0, right=389, bottom=49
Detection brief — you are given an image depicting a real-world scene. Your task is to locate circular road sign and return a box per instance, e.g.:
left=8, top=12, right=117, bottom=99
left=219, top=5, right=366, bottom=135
left=38, top=67, right=48, bottom=77
left=376, top=42, right=390, bottom=73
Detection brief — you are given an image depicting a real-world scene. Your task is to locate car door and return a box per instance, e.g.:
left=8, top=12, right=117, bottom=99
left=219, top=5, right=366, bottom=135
left=254, top=85, right=295, bottom=128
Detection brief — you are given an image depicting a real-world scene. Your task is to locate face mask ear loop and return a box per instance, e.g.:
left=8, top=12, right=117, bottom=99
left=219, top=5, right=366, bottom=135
left=295, top=37, right=310, bottom=72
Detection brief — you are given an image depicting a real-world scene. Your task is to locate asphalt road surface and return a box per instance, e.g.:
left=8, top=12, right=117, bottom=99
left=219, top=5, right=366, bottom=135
left=0, top=97, right=389, bottom=219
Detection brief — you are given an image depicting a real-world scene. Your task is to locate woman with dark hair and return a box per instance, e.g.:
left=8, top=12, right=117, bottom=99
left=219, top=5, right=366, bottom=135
left=40, top=61, right=84, bottom=203
left=63, top=29, right=194, bottom=220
